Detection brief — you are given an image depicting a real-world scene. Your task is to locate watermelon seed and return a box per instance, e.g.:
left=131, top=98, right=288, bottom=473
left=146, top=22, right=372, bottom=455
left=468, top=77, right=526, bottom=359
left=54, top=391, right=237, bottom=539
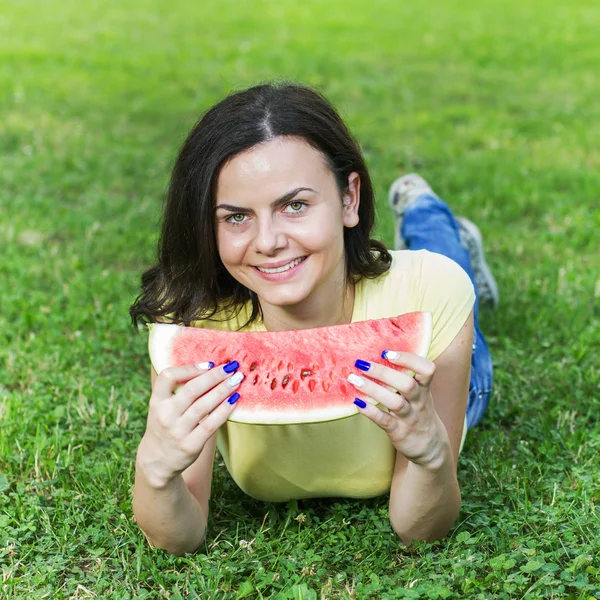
left=270, top=378, right=277, bottom=390
left=301, top=369, right=312, bottom=379
left=252, top=374, right=259, bottom=385
left=308, top=380, right=316, bottom=392
left=322, top=381, right=331, bottom=392
left=282, top=375, right=290, bottom=388
left=292, top=380, right=300, bottom=393
left=249, top=361, right=258, bottom=371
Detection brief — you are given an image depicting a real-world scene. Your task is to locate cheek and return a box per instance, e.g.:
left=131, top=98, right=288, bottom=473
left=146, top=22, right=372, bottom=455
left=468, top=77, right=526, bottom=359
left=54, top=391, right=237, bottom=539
left=299, top=212, right=345, bottom=250
left=217, top=228, right=250, bottom=266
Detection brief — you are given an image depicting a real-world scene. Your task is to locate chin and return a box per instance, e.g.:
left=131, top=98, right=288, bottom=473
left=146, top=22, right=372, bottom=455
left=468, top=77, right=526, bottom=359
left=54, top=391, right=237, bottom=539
left=258, top=286, right=312, bottom=308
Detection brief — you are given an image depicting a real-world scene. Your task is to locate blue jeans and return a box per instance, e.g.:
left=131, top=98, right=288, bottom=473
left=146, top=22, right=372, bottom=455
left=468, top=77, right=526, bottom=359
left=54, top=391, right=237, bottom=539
left=400, top=194, right=493, bottom=429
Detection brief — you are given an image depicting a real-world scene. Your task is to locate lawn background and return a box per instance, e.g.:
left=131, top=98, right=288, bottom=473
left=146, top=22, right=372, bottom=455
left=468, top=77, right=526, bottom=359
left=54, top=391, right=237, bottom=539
left=1, top=0, right=599, bottom=598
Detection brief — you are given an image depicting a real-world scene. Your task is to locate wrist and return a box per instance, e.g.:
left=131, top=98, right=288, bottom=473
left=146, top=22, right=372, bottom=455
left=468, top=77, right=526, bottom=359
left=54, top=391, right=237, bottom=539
left=410, top=421, right=453, bottom=472
left=136, top=436, right=178, bottom=490
left=416, top=437, right=453, bottom=472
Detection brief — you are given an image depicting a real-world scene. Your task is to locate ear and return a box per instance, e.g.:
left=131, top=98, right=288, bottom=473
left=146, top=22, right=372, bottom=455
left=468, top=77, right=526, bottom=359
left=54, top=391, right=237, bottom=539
left=342, top=172, right=360, bottom=228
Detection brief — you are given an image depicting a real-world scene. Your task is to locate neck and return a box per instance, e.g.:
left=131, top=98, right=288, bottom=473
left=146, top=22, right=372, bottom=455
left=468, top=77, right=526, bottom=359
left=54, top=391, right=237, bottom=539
left=260, top=275, right=355, bottom=332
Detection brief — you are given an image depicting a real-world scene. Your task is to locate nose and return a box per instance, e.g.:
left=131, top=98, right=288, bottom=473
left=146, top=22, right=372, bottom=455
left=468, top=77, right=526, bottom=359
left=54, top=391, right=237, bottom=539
left=253, top=214, right=287, bottom=255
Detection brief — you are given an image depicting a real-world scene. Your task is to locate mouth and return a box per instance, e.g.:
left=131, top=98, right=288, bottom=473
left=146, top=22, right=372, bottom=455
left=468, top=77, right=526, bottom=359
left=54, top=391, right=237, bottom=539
left=254, top=256, right=308, bottom=274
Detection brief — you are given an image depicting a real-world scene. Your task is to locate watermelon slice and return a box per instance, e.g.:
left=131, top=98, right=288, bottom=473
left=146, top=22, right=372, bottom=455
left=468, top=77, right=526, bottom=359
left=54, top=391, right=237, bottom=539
left=148, top=312, right=432, bottom=425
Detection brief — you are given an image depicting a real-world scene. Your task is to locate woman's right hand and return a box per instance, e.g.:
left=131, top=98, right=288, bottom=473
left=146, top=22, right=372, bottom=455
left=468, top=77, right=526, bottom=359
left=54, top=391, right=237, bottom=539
left=137, top=361, right=243, bottom=489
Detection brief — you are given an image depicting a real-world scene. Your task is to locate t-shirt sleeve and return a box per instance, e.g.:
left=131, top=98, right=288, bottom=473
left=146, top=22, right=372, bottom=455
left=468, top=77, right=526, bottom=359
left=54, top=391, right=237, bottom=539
left=415, top=251, right=476, bottom=361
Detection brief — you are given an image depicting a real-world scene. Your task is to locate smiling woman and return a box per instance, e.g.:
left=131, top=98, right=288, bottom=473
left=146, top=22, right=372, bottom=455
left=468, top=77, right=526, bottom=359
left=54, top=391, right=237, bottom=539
left=129, top=82, right=497, bottom=556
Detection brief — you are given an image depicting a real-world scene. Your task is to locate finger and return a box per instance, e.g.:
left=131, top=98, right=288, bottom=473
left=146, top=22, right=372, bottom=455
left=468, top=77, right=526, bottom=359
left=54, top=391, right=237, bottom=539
left=173, top=360, right=241, bottom=413
left=153, top=363, right=216, bottom=398
left=351, top=361, right=422, bottom=403
left=178, top=371, right=244, bottom=430
left=187, top=391, right=240, bottom=447
left=347, top=374, right=412, bottom=415
left=381, top=351, right=436, bottom=387
left=352, top=397, right=402, bottom=432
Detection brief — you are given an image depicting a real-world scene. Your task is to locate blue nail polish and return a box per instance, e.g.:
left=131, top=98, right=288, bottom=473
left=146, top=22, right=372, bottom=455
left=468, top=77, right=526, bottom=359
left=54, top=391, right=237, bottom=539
left=227, top=392, right=240, bottom=405
left=223, top=360, right=239, bottom=374
left=208, top=361, right=215, bottom=369
left=354, top=398, right=367, bottom=409
left=355, top=359, right=371, bottom=372
left=381, top=350, right=389, bottom=360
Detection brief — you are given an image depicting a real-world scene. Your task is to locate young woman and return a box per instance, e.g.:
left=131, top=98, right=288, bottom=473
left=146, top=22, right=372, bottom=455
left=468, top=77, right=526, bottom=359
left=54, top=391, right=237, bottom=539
left=130, top=82, right=497, bottom=555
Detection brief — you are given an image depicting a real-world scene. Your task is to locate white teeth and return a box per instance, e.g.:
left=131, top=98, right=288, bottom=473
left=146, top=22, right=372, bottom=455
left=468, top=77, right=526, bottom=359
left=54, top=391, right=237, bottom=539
left=256, top=257, right=305, bottom=274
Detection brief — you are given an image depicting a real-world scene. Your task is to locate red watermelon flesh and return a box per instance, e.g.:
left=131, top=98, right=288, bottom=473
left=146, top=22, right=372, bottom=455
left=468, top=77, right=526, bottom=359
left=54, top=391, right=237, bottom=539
left=149, top=312, right=432, bottom=425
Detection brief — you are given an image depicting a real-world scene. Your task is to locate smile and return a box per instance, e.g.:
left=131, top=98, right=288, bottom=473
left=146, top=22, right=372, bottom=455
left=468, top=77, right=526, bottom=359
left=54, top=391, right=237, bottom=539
left=255, top=256, right=307, bottom=274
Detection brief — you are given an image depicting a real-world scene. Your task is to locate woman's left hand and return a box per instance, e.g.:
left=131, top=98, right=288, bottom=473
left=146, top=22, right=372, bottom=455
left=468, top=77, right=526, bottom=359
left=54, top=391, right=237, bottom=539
left=348, top=352, right=450, bottom=468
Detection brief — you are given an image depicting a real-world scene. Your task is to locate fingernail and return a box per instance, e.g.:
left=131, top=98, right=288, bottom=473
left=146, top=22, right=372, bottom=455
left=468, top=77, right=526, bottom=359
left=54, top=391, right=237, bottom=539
left=223, top=360, right=239, bottom=374
left=227, top=372, right=244, bottom=387
left=354, top=398, right=367, bottom=409
left=381, top=350, right=398, bottom=360
left=348, top=373, right=365, bottom=388
left=196, top=361, right=215, bottom=370
left=355, top=359, right=371, bottom=372
left=227, top=392, right=240, bottom=405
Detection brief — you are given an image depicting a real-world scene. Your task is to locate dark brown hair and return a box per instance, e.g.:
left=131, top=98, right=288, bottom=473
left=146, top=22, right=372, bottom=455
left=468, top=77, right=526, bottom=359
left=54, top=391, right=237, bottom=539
left=130, top=82, right=391, bottom=328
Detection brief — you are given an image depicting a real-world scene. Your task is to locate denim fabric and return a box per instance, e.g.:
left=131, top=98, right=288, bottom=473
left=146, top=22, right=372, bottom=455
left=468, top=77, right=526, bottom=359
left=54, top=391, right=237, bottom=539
left=400, top=194, right=493, bottom=429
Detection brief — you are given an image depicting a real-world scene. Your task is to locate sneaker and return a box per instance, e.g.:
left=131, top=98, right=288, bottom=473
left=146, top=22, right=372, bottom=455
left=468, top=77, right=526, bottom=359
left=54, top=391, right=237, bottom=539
left=456, top=216, right=500, bottom=309
left=388, top=173, right=434, bottom=250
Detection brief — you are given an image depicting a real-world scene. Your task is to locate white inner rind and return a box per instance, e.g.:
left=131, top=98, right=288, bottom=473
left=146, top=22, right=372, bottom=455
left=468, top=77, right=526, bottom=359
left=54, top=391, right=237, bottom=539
left=229, top=404, right=357, bottom=425
left=228, top=394, right=378, bottom=425
left=148, top=323, right=179, bottom=375
left=416, top=312, right=433, bottom=358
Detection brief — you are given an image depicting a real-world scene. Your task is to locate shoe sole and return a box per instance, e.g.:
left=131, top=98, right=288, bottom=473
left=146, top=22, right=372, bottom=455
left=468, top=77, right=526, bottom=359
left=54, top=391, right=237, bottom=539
left=388, top=174, right=433, bottom=250
left=456, top=217, right=499, bottom=308
left=388, top=173, right=433, bottom=216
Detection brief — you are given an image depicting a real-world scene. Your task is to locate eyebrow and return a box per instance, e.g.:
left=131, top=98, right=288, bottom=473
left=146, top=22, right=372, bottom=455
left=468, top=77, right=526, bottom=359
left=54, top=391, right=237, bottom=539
left=215, top=187, right=318, bottom=212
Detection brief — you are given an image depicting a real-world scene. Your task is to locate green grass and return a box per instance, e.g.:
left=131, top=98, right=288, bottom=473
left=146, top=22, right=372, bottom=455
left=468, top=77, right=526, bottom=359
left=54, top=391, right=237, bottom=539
left=1, top=0, right=599, bottom=597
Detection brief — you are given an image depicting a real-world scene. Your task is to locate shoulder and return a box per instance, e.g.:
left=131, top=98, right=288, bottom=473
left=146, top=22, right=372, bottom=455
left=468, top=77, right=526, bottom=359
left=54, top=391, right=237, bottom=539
left=361, top=249, right=472, bottom=297
left=386, top=249, right=468, bottom=279
left=409, top=250, right=475, bottom=361
left=358, top=250, right=475, bottom=361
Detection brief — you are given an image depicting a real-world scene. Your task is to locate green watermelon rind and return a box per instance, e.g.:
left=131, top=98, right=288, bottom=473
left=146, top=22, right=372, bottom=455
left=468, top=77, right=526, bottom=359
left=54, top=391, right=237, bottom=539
left=148, top=313, right=432, bottom=425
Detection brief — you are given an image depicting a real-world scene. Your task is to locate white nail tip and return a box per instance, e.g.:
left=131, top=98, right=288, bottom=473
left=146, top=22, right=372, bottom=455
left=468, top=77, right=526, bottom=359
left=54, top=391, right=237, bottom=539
left=347, top=373, right=364, bottom=387
left=196, top=362, right=213, bottom=370
left=384, top=351, right=398, bottom=360
left=227, top=372, right=244, bottom=387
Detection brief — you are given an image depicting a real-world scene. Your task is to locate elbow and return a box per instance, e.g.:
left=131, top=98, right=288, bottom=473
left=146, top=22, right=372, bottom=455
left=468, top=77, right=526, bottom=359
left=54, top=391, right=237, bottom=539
left=390, top=499, right=461, bottom=546
left=140, top=528, right=207, bottom=556
left=392, top=524, right=452, bottom=547
left=391, top=522, right=455, bottom=547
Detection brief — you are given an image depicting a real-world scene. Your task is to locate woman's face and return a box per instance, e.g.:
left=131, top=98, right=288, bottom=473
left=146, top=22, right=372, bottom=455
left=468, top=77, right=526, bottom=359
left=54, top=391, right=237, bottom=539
left=215, top=136, right=360, bottom=311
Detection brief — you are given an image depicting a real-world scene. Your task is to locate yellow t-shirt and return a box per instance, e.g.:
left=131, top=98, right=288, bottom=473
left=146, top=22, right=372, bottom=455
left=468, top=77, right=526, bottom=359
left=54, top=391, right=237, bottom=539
left=193, top=249, right=475, bottom=502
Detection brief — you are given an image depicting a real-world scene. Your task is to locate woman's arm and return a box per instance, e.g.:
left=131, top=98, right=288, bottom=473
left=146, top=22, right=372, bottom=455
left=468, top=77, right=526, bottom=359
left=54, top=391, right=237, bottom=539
left=133, top=429, right=217, bottom=555
left=133, top=364, right=239, bottom=555
left=347, top=310, right=473, bottom=544
left=388, top=311, right=473, bottom=543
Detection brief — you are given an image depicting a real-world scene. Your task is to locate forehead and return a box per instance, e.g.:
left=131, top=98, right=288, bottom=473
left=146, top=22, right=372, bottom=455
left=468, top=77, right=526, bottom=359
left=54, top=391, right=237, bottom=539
left=216, top=137, right=336, bottom=202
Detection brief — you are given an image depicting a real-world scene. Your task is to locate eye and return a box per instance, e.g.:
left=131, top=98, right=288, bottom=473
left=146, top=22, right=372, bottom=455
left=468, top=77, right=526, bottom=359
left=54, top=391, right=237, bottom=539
left=284, top=201, right=306, bottom=213
left=225, top=213, right=248, bottom=224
